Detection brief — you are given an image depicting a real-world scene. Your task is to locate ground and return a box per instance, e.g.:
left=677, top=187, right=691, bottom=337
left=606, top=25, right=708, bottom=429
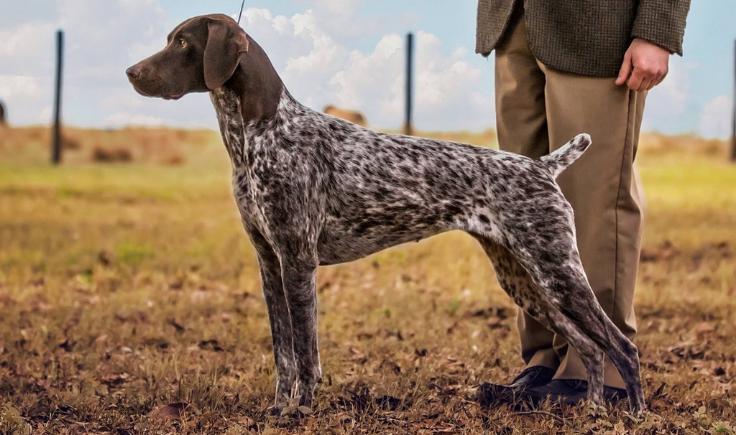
left=0, top=126, right=734, bottom=434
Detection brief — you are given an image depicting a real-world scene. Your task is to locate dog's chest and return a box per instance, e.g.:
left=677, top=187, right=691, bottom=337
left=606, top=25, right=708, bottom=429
left=210, top=89, right=248, bottom=167
left=210, top=90, right=267, bottom=227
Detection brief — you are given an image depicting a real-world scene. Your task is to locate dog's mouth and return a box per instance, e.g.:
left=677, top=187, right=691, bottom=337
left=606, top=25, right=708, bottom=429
left=129, top=77, right=184, bottom=101
left=132, top=86, right=154, bottom=98
left=131, top=86, right=184, bottom=101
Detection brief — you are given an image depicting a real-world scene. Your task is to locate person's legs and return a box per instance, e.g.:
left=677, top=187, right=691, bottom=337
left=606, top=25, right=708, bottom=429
left=494, top=9, right=645, bottom=392
left=539, top=62, right=645, bottom=389
left=494, top=8, right=561, bottom=373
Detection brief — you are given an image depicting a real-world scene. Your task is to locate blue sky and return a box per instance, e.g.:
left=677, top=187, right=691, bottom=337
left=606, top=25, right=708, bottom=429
left=0, top=0, right=733, bottom=137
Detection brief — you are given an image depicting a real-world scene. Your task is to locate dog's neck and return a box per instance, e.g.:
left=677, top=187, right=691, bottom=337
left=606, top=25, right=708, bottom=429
left=224, top=37, right=284, bottom=126
left=209, top=37, right=291, bottom=168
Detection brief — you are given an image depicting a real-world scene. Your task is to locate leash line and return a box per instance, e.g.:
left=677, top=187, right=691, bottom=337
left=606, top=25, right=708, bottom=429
left=237, top=0, right=246, bottom=24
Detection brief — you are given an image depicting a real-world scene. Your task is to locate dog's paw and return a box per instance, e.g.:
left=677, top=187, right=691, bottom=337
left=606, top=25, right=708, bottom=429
left=270, top=404, right=313, bottom=418
left=269, top=395, right=314, bottom=418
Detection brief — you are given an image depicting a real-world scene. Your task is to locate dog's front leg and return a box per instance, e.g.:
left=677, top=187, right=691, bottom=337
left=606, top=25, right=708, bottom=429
left=280, top=257, right=321, bottom=408
left=250, top=232, right=297, bottom=409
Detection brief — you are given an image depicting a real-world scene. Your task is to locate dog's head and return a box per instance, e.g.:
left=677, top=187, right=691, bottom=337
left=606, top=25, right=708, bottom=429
left=126, top=14, right=249, bottom=100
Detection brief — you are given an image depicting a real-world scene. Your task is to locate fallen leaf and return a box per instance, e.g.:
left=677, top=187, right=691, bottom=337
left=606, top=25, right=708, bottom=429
left=695, top=322, right=714, bottom=336
left=375, top=395, right=405, bottom=411
left=100, top=373, right=129, bottom=386
left=151, top=402, right=189, bottom=420
left=198, top=339, right=224, bottom=352
left=58, top=338, right=75, bottom=352
left=167, top=318, right=186, bottom=332
left=98, top=250, right=115, bottom=266
left=236, top=416, right=255, bottom=427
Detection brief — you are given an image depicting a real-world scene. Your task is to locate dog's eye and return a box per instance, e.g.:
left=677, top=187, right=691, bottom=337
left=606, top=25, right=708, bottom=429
left=180, top=39, right=187, bottom=48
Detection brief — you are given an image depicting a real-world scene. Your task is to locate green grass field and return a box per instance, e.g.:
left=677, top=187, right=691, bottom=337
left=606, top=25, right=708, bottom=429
left=0, top=127, right=735, bottom=434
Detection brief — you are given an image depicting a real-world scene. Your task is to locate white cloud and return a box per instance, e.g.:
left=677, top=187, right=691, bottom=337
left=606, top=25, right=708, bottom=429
left=644, top=59, right=694, bottom=121
left=285, top=11, right=349, bottom=76
left=328, top=34, right=403, bottom=113
left=698, top=95, right=732, bottom=139
left=315, top=0, right=362, bottom=18
left=37, top=106, right=53, bottom=124
left=0, top=0, right=178, bottom=127
left=0, top=75, right=50, bottom=124
left=0, top=75, right=43, bottom=99
left=0, top=2, right=492, bottom=131
left=309, top=0, right=418, bottom=41
left=451, top=47, right=468, bottom=60
left=0, top=22, right=56, bottom=58
left=2, top=1, right=726, bottom=136
left=100, top=92, right=146, bottom=110
left=56, top=0, right=168, bottom=81
left=103, top=112, right=166, bottom=127
left=243, top=8, right=494, bottom=130
left=0, top=22, right=57, bottom=78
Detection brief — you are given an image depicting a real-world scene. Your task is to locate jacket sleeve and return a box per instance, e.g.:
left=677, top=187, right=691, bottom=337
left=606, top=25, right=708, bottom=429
left=631, top=0, right=692, bottom=55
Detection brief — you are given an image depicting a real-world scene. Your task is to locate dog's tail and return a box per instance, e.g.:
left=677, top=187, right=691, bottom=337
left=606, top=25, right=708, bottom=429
left=540, top=133, right=592, bottom=178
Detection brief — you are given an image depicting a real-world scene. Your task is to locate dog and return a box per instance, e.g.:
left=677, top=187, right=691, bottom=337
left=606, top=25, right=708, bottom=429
left=126, top=14, right=645, bottom=414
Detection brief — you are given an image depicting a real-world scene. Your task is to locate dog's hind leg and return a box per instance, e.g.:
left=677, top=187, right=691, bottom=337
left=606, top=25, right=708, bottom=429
left=476, top=237, right=605, bottom=406
left=535, top=257, right=644, bottom=414
left=479, top=220, right=645, bottom=414
left=548, top=262, right=645, bottom=414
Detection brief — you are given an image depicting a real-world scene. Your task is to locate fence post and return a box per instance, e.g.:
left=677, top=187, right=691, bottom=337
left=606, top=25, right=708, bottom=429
left=404, top=32, right=414, bottom=136
left=51, top=30, right=64, bottom=165
left=731, top=39, right=736, bottom=163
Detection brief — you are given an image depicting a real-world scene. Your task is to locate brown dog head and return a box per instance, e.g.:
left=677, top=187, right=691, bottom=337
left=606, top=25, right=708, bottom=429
left=126, top=14, right=249, bottom=100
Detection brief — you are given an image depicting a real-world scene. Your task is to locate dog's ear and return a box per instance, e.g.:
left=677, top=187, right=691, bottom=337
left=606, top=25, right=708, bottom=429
left=203, top=18, right=249, bottom=90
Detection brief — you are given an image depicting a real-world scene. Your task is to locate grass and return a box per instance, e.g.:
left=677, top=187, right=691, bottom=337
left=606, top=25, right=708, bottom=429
left=0, top=126, right=735, bottom=434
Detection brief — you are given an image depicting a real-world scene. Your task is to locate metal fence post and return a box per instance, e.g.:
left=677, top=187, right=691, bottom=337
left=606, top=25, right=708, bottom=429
left=730, top=39, right=736, bottom=163
left=404, top=32, right=414, bottom=136
left=52, top=30, right=64, bottom=165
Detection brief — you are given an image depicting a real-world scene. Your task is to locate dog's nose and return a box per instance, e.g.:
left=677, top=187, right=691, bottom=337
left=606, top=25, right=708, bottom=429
left=126, top=65, right=142, bottom=80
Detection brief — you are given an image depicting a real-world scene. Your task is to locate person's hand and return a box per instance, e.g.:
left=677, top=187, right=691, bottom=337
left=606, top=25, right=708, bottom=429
left=615, top=38, right=670, bottom=92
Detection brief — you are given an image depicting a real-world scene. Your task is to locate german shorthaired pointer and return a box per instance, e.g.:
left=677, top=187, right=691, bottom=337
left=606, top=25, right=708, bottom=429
left=126, top=14, right=645, bottom=414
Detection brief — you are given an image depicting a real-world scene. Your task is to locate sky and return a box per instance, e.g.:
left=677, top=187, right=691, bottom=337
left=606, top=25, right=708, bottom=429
left=0, top=0, right=734, bottom=138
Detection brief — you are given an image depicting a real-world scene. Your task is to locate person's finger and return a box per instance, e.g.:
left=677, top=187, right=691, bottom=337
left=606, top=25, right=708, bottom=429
left=627, top=68, right=645, bottom=91
left=615, top=51, right=633, bottom=86
left=639, top=77, right=654, bottom=92
left=648, top=73, right=664, bottom=90
left=649, top=73, right=661, bottom=89
left=654, top=69, right=669, bottom=87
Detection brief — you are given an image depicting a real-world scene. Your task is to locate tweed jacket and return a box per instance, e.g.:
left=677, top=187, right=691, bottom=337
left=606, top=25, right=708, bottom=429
left=476, top=0, right=691, bottom=77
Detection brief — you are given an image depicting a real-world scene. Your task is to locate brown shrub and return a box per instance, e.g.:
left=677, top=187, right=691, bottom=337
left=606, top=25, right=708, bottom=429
left=156, top=145, right=186, bottom=165
left=639, top=132, right=729, bottom=158
left=91, top=144, right=133, bottom=163
left=62, top=131, right=83, bottom=150
left=26, top=127, right=48, bottom=142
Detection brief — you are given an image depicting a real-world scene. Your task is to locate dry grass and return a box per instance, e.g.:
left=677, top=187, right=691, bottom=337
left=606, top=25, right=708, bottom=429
left=0, top=128, right=734, bottom=434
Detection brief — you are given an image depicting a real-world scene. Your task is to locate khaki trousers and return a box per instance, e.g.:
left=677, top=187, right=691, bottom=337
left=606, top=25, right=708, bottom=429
left=494, top=12, right=645, bottom=389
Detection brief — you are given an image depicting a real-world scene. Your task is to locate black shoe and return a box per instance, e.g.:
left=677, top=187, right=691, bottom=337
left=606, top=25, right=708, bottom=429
left=478, top=366, right=556, bottom=406
left=525, top=379, right=628, bottom=406
left=509, top=366, right=557, bottom=388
